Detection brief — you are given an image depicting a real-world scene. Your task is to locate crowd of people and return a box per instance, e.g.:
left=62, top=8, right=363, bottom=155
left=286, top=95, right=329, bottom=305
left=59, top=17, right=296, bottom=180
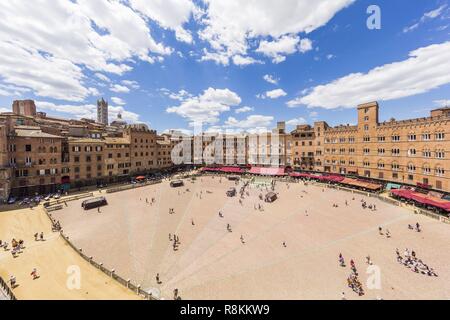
left=344, top=257, right=365, bottom=296
left=396, top=248, right=437, bottom=277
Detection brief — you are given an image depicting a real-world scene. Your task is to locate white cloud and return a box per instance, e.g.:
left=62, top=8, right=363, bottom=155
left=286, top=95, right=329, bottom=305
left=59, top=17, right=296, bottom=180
left=200, top=49, right=230, bottom=65
left=198, top=0, right=353, bottom=65
left=232, top=55, right=263, bottom=66
left=0, top=107, right=9, bottom=113
left=265, top=89, right=287, bottom=99
left=434, top=99, right=450, bottom=107
left=0, top=83, right=30, bottom=97
left=255, top=36, right=312, bottom=63
left=111, top=97, right=126, bottom=106
left=235, top=106, right=254, bottom=114
left=263, top=74, right=279, bottom=85
left=225, top=115, right=274, bottom=129
left=129, top=0, right=195, bottom=43
left=403, top=5, right=447, bottom=33
left=326, top=54, right=335, bottom=60
left=298, top=38, right=313, bottom=53
left=286, top=117, right=307, bottom=126
left=167, top=89, right=193, bottom=101
left=110, top=84, right=130, bottom=93
left=95, top=73, right=111, bottom=83
left=0, top=0, right=172, bottom=102
left=288, top=41, right=450, bottom=109
left=166, top=87, right=242, bottom=125
left=121, top=80, right=140, bottom=90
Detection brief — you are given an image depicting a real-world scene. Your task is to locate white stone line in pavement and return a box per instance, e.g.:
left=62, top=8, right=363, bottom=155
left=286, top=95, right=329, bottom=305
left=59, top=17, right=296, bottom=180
left=159, top=190, right=236, bottom=282
left=140, top=182, right=175, bottom=287
left=160, top=179, right=257, bottom=281
left=156, top=180, right=205, bottom=281
left=161, top=183, right=291, bottom=289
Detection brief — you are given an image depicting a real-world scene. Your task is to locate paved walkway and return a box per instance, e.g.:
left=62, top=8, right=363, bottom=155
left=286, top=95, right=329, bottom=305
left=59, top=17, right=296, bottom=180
left=0, top=206, right=141, bottom=300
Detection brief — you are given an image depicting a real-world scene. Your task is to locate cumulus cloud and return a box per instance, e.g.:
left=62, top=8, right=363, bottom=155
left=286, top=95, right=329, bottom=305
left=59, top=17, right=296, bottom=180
left=95, top=73, right=111, bottom=83
left=232, top=55, right=263, bottom=66
left=263, top=74, right=279, bottom=85
left=198, top=0, right=353, bottom=65
left=121, top=80, right=140, bottom=90
left=256, top=35, right=295, bottom=63
left=110, top=84, right=130, bottom=93
left=0, top=0, right=172, bottom=102
left=166, top=87, right=242, bottom=125
left=235, top=106, right=254, bottom=114
left=264, top=89, right=287, bottom=99
left=287, top=41, right=450, bottom=109
left=298, top=38, right=313, bottom=53
left=129, top=0, right=195, bottom=43
left=286, top=117, right=307, bottom=126
left=111, top=97, right=126, bottom=106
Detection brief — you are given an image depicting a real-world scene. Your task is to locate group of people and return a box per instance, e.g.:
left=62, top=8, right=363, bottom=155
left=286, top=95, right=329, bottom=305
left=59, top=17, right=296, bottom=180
left=361, top=199, right=377, bottom=211
left=408, top=222, right=421, bottom=233
left=169, top=233, right=180, bottom=251
left=33, top=232, right=45, bottom=242
left=339, top=254, right=365, bottom=296
left=396, top=248, right=437, bottom=277
left=348, top=258, right=365, bottom=296
left=378, top=227, right=391, bottom=238
left=51, top=220, right=61, bottom=232
left=9, top=238, right=25, bottom=258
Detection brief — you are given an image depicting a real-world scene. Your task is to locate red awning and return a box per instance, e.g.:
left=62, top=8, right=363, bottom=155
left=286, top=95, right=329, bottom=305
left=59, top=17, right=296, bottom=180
left=391, top=189, right=450, bottom=212
left=249, top=167, right=286, bottom=176
left=289, top=172, right=314, bottom=178
left=135, top=176, right=146, bottom=180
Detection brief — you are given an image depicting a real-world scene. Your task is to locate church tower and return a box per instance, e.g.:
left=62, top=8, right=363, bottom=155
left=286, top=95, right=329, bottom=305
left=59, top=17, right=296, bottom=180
left=97, top=98, right=109, bottom=125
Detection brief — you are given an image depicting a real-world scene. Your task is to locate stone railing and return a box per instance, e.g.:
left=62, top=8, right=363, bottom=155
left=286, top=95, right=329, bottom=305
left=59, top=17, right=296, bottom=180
left=0, top=275, right=16, bottom=300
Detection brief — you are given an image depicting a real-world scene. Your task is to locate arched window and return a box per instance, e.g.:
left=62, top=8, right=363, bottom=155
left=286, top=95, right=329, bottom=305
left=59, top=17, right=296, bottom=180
left=407, top=146, right=416, bottom=157
left=391, top=162, right=400, bottom=171
left=422, top=163, right=431, bottom=175
left=377, top=160, right=385, bottom=169
left=422, top=148, right=431, bottom=158
left=435, top=129, right=445, bottom=140
left=407, top=132, right=416, bottom=141
left=407, top=163, right=416, bottom=173
left=435, top=165, right=445, bottom=177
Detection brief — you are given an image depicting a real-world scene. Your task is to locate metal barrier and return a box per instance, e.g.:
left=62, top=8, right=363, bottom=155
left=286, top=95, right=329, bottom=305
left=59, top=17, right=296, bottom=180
left=106, top=180, right=162, bottom=194
left=47, top=193, right=93, bottom=207
left=0, top=275, right=17, bottom=300
left=41, top=205, right=157, bottom=300
left=58, top=232, right=156, bottom=300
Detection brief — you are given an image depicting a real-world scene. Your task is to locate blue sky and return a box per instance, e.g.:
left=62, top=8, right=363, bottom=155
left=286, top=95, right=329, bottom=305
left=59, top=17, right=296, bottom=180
left=0, top=0, right=449, bottom=134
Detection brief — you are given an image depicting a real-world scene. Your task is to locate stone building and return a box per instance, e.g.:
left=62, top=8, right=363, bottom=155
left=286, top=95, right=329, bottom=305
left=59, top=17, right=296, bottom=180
left=7, top=126, right=63, bottom=196
left=123, top=124, right=158, bottom=174
left=309, top=102, right=449, bottom=191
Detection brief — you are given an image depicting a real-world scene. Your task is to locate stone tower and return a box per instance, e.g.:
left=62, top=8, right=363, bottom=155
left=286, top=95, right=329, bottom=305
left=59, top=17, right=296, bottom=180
left=97, top=98, right=109, bottom=125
